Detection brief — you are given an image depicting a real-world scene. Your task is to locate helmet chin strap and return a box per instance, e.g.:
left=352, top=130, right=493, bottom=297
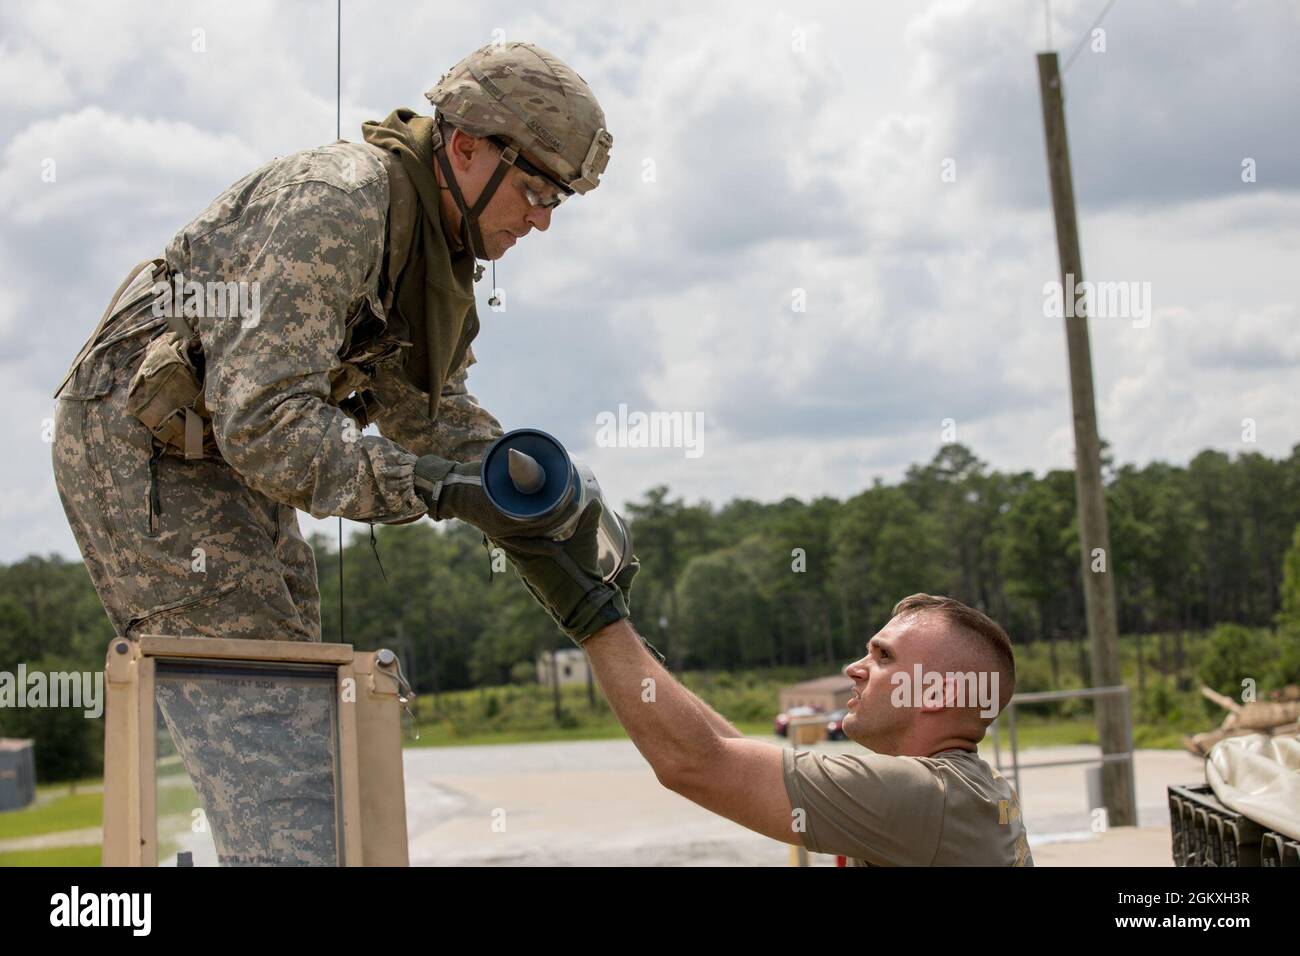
left=433, top=120, right=516, bottom=261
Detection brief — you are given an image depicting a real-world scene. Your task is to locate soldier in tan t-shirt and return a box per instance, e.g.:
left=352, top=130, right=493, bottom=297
left=542, top=588, right=1035, bottom=866
left=783, top=745, right=1031, bottom=865
left=777, top=593, right=1032, bottom=865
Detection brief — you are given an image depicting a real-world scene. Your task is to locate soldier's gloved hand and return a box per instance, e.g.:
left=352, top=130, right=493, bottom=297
left=601, top=551, right=663, bottom=662
left=494, top=499, right=635, bottom=645
left=413, top=454, right=556, bottom=539
left=611, top=552, right=640, bottom=613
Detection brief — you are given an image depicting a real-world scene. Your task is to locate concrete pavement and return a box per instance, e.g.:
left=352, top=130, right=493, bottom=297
left=402, top=738, right=1205, bottom=866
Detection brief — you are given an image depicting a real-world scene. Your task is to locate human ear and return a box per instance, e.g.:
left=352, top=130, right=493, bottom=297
left=449, top=128, right=479, bottom=171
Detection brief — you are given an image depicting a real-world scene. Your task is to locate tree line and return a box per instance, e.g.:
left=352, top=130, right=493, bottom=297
left=309, top=442, right=1300, bottom=690
left=4, top=441, right=1300, bottom=775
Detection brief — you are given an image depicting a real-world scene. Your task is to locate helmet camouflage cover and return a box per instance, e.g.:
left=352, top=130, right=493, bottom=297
left=426, top=41, right=612, bottom=195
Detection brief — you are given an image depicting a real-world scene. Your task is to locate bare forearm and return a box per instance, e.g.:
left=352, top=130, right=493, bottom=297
left=582, top=620, right=732, bottom=780
left=682, top=687, right=743, bottom=738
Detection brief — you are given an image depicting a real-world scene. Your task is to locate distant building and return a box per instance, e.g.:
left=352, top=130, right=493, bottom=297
left=537, top=648, right=590, bottom=687
left=779, top=676, right=854, bottom=714
left=0, top=738, right=36, bottom=812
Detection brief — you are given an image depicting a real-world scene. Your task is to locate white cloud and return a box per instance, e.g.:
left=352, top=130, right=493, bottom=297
left=2, top=0, right=1298, bottom=565
left=0, top=106, right=262, bottom=225
left=0, top=41, right=75, bottom=111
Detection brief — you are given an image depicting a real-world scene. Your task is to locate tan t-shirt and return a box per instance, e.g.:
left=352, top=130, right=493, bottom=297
left=782, top=746, right=1034, bottom=866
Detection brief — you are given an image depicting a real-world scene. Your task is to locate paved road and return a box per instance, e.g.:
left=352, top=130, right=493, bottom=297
left=403, top=738, right=1205, bottom=866
left=1, top=738, right=1201, bottom=865
left=403, top=738, right=786, bottom=866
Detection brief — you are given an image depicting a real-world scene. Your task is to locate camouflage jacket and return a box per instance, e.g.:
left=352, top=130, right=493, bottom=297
left=71, top=142, right=503, bottom=523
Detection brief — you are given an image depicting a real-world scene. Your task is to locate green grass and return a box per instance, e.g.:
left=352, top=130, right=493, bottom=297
left=400, top=667, right=819, bottom=748
left=36, top=776, right=103, bottom=797
left=406, top=722, right=625, bottom=747
left=984, top=717, right=1097, bottom=750
left=0, top=791, right=102, bottom=840
left=404, top=717, right=775, bottom=748
left=979, top=715, right=1188, bottom=751
left=0, top=844, right=101, bottom=867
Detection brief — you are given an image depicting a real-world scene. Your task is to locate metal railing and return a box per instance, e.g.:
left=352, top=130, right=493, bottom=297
left=989, top=684, right=1137, bottom=818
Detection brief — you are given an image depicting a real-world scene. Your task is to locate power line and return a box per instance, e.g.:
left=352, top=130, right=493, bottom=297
left=1062, top=0, right=1118, bottom=73
left=337, top=0, right=344, bottom=644
left=336, top=0, right=341, bottom=140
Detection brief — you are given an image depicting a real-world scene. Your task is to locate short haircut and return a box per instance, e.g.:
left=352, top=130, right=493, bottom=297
left=891, top=593, right=1016, bottom=703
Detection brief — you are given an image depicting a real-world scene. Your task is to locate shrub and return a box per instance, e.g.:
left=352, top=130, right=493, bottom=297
left=1197, top=624, right=1278, bottom=714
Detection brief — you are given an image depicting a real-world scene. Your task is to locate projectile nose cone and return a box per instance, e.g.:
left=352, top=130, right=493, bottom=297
left=507, top=448, right=546, bottom=494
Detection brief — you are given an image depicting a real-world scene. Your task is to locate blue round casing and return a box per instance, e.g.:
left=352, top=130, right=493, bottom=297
left=480, top=428, right=574, bottom=520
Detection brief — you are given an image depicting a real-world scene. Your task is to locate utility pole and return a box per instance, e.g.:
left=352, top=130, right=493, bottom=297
left=1036, top=51, right=1136, bottom=827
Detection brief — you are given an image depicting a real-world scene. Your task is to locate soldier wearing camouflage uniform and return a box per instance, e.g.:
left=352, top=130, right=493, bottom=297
left=51, top=42, right=613, bottom=865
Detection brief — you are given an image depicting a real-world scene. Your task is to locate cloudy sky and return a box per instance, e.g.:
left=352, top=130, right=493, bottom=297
left=3, top=0, right=1297, bottom=563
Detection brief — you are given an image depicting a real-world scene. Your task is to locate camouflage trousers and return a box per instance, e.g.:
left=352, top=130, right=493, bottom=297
left=53, top=352, right=339, bottom=865
left=153, top=665, right=339, bottom=866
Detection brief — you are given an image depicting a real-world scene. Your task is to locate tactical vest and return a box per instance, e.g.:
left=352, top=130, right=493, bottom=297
left=53, top=148, right=424, bottom=461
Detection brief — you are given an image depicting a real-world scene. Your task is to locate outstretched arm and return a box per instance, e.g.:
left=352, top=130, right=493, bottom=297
left=494, top=500, right=802, bottom=845
left=583, top=620, right=800, bottom=846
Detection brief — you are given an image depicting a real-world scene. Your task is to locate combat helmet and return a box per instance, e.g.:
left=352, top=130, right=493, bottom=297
left=426, top=41, right=612, bottom=258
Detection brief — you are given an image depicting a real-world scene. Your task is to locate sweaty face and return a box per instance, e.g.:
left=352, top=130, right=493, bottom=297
left=840, top=615, right=935, bottom=755
left=449, top=134, right=558, bottom=260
